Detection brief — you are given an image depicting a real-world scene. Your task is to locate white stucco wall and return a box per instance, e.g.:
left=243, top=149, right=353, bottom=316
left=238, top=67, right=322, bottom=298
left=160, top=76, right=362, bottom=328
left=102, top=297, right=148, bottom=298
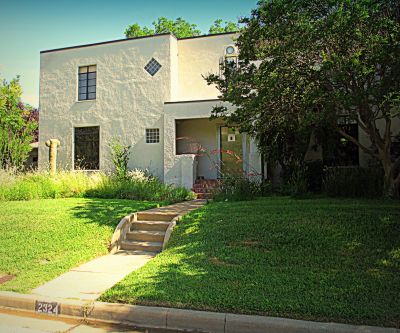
left=176, top=33, right=238, bottom=101
left=39, top=34, right=175, bottom=179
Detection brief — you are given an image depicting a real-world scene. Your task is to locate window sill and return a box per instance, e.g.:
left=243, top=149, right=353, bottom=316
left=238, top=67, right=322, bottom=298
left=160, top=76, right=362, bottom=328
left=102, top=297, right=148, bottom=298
left=76, top=99, right=96, bottom=103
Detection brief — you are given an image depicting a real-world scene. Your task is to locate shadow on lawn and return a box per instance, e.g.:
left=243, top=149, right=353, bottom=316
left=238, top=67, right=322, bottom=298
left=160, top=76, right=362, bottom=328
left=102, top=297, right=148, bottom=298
left=69, top=198, right=158, bottom=228
left=102, top=197, right=400, bottom=327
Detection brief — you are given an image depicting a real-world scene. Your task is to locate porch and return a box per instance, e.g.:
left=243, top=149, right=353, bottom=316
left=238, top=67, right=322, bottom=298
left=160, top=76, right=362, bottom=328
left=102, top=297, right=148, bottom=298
left=163, top=99, right=262, bottom=189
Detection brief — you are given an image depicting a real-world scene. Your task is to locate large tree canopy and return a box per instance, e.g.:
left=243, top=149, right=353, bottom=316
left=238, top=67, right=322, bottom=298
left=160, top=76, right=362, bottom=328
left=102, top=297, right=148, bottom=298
left=207, top=0, right=400, bottom=198
left=0, top=77, right=38, bottom=170
left=125, top=17, right=238, bottom=38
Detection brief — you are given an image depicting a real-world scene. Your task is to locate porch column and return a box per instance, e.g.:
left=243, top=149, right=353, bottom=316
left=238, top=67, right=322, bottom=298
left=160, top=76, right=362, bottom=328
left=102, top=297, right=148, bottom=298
left=163, top=113, right=178, bottom=185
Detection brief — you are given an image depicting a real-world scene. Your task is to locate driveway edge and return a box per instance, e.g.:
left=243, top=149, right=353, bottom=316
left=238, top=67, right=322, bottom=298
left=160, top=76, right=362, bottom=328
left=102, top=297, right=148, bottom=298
left=0, top=291, right=398, bottom=333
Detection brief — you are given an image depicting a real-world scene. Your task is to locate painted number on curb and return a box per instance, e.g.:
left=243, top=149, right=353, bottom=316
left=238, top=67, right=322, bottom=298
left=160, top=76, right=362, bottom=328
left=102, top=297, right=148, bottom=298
left=35, top=301, right=59, bottom=315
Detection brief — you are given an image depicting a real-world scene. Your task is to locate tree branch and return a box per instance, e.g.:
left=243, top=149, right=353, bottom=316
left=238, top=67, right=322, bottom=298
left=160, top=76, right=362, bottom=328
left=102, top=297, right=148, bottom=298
left=335, top=126, right=379, bottom=159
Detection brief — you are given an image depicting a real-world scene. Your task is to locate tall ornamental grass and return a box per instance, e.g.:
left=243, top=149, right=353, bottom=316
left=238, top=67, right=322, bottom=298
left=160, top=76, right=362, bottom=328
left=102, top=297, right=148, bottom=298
left=0, top=169, right=194, bottom=203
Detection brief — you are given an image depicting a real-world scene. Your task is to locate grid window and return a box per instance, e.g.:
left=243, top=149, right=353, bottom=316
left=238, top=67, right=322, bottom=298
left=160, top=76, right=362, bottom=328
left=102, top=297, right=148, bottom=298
left=144, top=58, right=162, bottom=76
left=74, top=126, right=100, bottom=170
left=78, top=65, right=96, bottom=100
left=146, top=128, right=160, bottom=143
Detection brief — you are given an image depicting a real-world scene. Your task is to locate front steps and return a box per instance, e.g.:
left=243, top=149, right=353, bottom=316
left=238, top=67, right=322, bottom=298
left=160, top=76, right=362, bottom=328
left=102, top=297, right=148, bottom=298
left=119, top=213, right=174, bottom=253
left=192, top=179, right=218, bottom=199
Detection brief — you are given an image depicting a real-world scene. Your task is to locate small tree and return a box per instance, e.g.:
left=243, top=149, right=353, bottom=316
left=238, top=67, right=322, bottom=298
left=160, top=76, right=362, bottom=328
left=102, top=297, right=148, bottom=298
left=109, top=138, right=131, bottom=180
left=0, top=76, right=37, bottom=170
left=125, top=17, right=239, bottom=39
left=208, top=19, right=239, bottom=34
left=125, top=17, right=201, bottom=38
left=206, top=0, right=400, bottom=198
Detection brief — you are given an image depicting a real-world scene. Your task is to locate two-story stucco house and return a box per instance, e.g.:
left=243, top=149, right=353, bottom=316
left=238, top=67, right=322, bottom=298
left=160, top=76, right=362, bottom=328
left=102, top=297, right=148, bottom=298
left=38, top=32, right=263, bottom=189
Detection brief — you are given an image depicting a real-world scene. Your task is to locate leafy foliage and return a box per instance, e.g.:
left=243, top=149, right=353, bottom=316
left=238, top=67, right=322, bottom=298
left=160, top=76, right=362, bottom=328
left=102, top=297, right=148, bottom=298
left=208, top=19, right=239, bottom=34
left=125, top=17, right=201, bottom=38
left=125, top=17, right=238, bottom=38
left=109, top=138, right=131, bottom=180
left=206, top=0, right=400, bottom=197
left=323, top=167, right=384, bottom=198
left=213, top=175, right=261, bottom=201
left=0, top=77, right=37, bottom=170
left=0, top=169, right=195, bottom=204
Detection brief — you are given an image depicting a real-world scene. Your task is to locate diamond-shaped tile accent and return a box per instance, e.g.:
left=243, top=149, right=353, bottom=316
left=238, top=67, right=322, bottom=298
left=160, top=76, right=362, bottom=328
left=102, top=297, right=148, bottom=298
left=144, top=58, right=162, bottom=76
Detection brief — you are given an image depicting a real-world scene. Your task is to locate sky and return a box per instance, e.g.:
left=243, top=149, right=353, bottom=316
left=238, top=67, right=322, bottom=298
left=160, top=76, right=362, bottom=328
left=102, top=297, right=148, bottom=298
left=0, top=0, right=257, bottom=108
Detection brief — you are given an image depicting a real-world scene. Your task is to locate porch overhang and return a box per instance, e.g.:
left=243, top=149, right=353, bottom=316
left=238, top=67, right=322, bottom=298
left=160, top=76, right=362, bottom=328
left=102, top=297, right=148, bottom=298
left=163, top=99, right=235, bottom=189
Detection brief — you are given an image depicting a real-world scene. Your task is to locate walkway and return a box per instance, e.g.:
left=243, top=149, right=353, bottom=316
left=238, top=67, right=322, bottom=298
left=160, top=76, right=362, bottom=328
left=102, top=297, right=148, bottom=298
left=32, top=200, right=205, bottom=301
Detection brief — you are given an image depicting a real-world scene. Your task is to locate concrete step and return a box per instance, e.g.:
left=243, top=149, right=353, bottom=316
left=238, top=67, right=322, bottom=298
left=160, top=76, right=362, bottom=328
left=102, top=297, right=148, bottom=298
left=120, top=240, right=163, bottom=252
left=137, top=212, right=177, bottom=221
left=192, top=187, right=213, bottom=193
left=193, top=183, right=217, bottom=189
left=195, top=179, right=218, bottom=185
left=132, top=221, right=170, bottom=231
left=126, top=230, right=166, bottom=242
left=196, top=193, right=213, bottom=199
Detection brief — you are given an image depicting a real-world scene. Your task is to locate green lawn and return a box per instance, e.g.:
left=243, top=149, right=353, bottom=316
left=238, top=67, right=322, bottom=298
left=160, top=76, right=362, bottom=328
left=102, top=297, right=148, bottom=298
left=100, top=197, right=400, bottom=327
left=0, top=198, right=159, bottom=293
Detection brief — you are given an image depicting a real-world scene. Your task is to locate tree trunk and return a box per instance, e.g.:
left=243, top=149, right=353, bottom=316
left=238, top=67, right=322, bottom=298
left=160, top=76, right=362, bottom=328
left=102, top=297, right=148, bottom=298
left=382, top=159, right=400, bottom=199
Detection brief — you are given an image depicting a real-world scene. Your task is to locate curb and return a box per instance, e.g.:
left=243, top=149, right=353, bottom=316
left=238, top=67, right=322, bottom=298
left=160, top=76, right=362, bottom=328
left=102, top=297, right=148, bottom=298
left=0, top=291, right=398, bottom=333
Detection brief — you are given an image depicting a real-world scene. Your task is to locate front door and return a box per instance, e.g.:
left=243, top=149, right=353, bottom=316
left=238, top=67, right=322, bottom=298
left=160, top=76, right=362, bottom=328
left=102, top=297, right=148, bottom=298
left=219, top=126, right=243, bottom=177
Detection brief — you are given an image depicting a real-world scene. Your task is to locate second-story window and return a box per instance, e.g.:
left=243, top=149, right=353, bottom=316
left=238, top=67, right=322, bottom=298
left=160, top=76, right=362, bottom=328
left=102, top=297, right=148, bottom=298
left=78, top=65, right=96, bottom=101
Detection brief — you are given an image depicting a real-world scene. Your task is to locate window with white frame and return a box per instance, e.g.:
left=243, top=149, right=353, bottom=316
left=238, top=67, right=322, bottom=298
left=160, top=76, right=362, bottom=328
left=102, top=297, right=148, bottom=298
left=78, top=65, right=96, bottom=101
left=146, top=128, right=160, bottom=143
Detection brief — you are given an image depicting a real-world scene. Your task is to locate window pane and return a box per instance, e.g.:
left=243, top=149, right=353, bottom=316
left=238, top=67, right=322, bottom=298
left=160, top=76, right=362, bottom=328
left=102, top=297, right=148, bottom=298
left=88, top=65, right=96, bottom=72
left=79, top=79, right=87, bottom=87
left=88, top=72, right=96, bottom=80
left=79, top=66, right=88, bottom=73
left=74, top=126, right=99, bottom=170
left=88, top=86, right=96, bottom=93
left=88, top=92, right=96, bottom=100
left=78, top=87, right=86, bottom=94
left=79, top=73, right=88, bottom=81
left=88, top=79, right=96, bottom=86
left=78, top=93, right=87, bottom=100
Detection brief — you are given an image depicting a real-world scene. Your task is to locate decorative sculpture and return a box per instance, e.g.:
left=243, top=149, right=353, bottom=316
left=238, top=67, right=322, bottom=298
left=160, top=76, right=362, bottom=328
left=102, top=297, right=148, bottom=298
left=45, top=139, right=61, bottom=175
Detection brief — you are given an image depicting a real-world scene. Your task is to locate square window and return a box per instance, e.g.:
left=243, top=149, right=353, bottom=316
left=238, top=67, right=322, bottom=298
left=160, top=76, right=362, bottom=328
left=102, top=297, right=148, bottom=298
left=78, top=65, right=96, bottom=101
left=146, top=128, right=160, bottom=143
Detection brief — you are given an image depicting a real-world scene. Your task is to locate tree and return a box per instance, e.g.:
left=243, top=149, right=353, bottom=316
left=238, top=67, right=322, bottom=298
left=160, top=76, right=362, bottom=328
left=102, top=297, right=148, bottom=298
left=208, top=19, right=239, bottom=34
left=125, top=17, right=201, bottom=38
left=206, top=0, right=400, bottom=198
left=0, top=77, right=38, bottom=170
left=125, top=17, right=238, bottom=39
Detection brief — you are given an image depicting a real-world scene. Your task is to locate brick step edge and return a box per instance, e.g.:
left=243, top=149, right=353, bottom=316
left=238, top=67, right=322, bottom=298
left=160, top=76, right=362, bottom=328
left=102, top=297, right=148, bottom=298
left=0, top=291, right=397, bottom=333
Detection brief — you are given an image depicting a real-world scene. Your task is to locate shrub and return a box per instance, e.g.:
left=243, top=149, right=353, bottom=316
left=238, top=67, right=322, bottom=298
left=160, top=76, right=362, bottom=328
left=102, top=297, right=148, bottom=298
left=213, top=175, right=261, bottom=201
left=323, top=166, right=383, bottom=198
left=0, top=169, right=195, bottom=204
left=109, top=138, right=131, bottom=180
left=86, top=175, right=195, bottom=203
left=286, top=168, right=309, bottom=198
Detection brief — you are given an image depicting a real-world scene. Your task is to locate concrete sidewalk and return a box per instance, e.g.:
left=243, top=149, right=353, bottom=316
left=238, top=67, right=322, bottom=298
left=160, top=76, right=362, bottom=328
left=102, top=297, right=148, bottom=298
left=32, top=200, right=206, bottom=301
left=32, top=251, right=154, bottom=301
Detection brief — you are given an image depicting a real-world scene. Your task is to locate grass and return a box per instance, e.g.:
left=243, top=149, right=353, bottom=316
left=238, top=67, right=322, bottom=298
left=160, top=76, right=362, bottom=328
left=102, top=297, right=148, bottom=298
left=100, top=197, right=400, bottom=327
left=0, top=198, right=159, bottom=293
left=0, top=169, right=195, bottom=203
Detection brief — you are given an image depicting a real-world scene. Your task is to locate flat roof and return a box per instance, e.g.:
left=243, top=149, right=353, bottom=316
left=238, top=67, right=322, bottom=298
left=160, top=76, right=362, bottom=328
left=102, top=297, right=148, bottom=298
left=40, top=31, right=238, bottom=54
left=165, top=98, right=220, bottom=105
